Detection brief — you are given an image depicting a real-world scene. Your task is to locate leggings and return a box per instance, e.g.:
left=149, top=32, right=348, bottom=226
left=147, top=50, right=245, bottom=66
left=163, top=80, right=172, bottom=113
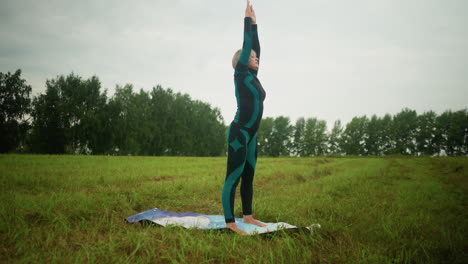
left=222, top=123, right=258, bottom=223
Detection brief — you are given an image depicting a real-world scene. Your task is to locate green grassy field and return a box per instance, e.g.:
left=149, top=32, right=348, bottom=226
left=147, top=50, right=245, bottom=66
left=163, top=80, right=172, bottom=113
left=0, top=154, right=466, bottom=263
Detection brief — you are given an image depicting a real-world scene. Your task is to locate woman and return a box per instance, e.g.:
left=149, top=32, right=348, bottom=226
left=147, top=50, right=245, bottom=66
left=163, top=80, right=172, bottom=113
left=221, top=0, right=267, bottom=235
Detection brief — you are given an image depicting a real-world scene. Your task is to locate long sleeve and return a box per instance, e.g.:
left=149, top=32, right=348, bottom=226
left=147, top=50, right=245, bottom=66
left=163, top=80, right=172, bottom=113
left=236, top=17, right=253, bottom=72
left=251, top=24, right=260, bottom=62
left=250, top=23, right=260, bottom=75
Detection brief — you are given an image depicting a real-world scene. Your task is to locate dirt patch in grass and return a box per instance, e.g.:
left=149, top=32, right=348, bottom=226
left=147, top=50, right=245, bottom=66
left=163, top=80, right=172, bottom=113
left=367, top=159, right=414, bottom=185
left=428, top=158, right=468, bottom=192
left=151, top=176, right=175, bottom=182
left=318, top=230, right=358, bottom=261
left=453, top=165, right=464, bottom=173
left=310, top=167, right=333, bottom=179
left=260, top=167, right=335, bottom=186
left=309, top=158, right=334, bottom=167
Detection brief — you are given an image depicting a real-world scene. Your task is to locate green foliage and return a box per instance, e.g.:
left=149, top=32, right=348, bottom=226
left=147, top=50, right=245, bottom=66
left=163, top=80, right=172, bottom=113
left=264, top=108, right=468, bottom=157
left=0, top=69, right=32, bottom=153
left=26, top=73, right=226, bottom=156
left=29, top=73, right=106, bottom=154
left=392, top=108, right=419, bottom=155
left=303, top=117, right=328, bottom=156
left=0, top=155, right=466, bottom=263
left=109, top=84, right=147, bottom=155
left=3, top=69, right=467, bottom=157
left=272, top=116, right=293, bottom=156
left=435, top=110, right=468, bottom=156
left=257, top=116, right=293, bottom=157
left=341, top=116, right=368, bottom=156
left=257, top=117, right=274, bottom=156
left=292, top=117, right=306, bottom=156
left=416, top=111, right=438, bottom=155
left=328, top=119, right=343, bottom=155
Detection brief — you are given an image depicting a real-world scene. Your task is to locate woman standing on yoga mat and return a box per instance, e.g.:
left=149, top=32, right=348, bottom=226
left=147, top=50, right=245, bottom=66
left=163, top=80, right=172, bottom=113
left=221, top=0, right=267, bottom=235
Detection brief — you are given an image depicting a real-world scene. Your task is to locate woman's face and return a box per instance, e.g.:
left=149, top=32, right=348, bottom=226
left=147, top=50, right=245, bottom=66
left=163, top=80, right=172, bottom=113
left=248, top=51, right=259, bottom=70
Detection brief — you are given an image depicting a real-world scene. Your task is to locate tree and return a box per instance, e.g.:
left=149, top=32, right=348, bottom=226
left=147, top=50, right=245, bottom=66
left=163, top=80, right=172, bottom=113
left=292, top=117, right=306, bottom=156
left=341, top=116, right=368, bottom=156
left=108, top=84, right=141, bottom=155
left=434, top=109, right=468, bottom=156
left=203, top=106, right=226, bottom=156
left=328, top=120, right=343, bottom=155
left=257, top=117, right=274, bottom=156
left=457, top=109, right=468, bottom=155
left=392, top=108, right=418, bottom=155
left=416, top=111, right=438, bottom=156
left=379, top=114, right=394, bottom=155
left=0, top=69, right=32, bottom=153
left=148, top=86, right=174, bottom=155
left=365, top=115, right=381, bottom=155
left=88, top=90, right=115, bottom=154
left=303, top=117, right=328, bottom=156
left=171, top=93, right=194, bottom=155
left=30, top=83, right=67, bottom=154
left=103, top=84, right=227, bottom=156
left=268, top=116, right=293, bottom=157
left=30, top=73, right=106, bottom=154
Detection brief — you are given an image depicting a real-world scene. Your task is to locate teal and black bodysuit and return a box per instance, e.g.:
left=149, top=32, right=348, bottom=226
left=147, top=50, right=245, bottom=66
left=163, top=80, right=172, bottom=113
left=222, top=17, right=266, bottom=223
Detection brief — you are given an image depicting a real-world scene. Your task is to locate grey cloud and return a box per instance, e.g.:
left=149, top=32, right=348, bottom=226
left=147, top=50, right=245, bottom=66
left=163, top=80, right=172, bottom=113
left=1, top=0, right=467, bottom=129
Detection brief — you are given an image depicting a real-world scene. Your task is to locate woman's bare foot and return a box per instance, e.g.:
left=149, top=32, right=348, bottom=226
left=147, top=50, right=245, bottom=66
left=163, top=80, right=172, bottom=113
left=226, top=222, right=248, bottom=235
left=243, top=215, right=267, bottom=227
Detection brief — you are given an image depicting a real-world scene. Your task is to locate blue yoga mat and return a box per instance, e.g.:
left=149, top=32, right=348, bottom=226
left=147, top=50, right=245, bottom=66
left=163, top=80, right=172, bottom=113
left=126, top=208, right=319, bottom=235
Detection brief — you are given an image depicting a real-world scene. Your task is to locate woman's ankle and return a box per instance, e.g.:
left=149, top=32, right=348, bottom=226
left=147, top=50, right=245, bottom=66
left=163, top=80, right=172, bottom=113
left=243, top=214, right=253, bottom=219
left=226, top=222, right=237, bottom=228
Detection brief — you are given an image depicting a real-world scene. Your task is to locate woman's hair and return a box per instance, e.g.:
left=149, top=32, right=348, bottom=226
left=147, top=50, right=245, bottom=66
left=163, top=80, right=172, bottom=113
left=232, top=49, right=243, bottom=69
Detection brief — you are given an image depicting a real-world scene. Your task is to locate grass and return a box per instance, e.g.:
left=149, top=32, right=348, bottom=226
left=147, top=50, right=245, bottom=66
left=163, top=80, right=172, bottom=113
left=0, top=154, right=467, bottom=263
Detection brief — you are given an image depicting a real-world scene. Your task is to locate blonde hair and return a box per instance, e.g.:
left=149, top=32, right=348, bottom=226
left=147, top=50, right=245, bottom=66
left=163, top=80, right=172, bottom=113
left=232, top=49, right=257, bottom=69
left=232, top=49, right=242, bottom=69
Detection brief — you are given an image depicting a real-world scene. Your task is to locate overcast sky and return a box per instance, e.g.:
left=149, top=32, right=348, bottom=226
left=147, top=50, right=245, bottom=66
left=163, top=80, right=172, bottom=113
left=1, top=0, right=467, bottom=130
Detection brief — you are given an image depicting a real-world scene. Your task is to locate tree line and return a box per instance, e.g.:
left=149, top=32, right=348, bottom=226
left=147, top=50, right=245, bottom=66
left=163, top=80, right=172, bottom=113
left=1, top=69, right=467, bottom=156
left=1, top=70, right=226, bottom=156
left=256, top=111, right=467, bottom=157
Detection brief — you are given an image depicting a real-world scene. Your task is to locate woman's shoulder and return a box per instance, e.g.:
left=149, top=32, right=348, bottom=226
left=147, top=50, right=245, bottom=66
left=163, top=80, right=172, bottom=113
left=234, top=70, right=251, bottom=77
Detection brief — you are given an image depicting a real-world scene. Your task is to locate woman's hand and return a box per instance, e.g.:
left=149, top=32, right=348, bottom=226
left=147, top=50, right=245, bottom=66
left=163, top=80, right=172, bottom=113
left=245, top=0, right=256, bottom=24
left=251, top=4, right=256, bottom=24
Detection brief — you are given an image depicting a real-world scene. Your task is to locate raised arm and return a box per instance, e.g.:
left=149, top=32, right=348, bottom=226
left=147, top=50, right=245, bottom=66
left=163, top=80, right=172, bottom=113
left=250, top=23, right=260, bottom=75
left=251, top=25, right=260, bottom=59
left=236, top=0, right=260, bottom=73
left=236, top=22, right=253, bottom=71
left=251, top=5, right=260, bottom=62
